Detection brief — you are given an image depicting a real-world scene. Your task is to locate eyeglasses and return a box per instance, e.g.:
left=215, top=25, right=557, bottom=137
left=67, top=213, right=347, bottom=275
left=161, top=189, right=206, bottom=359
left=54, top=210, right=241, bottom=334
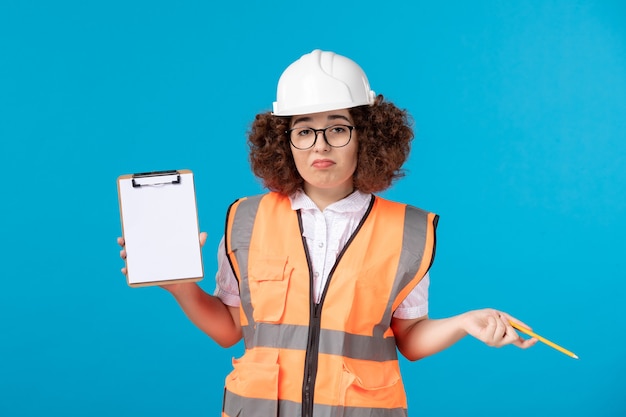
left=286, top=124, right=355, bottom=150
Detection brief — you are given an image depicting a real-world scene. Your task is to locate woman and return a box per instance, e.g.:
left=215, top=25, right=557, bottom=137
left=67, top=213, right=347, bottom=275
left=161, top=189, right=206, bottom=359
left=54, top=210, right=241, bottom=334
left=119, top=49, right=536, bottom=416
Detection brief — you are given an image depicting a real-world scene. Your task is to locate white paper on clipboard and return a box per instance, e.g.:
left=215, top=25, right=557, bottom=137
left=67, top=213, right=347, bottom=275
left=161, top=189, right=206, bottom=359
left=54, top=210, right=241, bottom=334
left=117, top=169, right=204, bottom=287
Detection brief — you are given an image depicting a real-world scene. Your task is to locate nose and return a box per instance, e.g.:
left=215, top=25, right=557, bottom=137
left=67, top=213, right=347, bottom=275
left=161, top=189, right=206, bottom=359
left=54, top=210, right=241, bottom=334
left=312, top=130, right=330, bottom=152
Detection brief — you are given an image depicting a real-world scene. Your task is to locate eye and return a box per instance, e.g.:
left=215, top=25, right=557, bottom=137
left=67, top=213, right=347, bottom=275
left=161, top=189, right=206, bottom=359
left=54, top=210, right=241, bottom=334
left=329, top=125, right=348, bottom=134
left=295, top=128, right=313, bottom=137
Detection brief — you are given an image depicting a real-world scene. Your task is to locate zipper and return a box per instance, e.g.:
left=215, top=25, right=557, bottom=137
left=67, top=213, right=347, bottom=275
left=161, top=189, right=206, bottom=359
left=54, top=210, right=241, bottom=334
left=299, top=207, right=320, bottom=417
left=302, top=302, right=322, bottom=417
left=298, top=196, right=375, bottom=417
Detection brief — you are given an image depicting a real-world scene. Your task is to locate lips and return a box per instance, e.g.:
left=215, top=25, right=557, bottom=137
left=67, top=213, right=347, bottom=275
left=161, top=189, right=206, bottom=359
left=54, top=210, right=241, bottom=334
left=312, top=159, right=335, bottom=168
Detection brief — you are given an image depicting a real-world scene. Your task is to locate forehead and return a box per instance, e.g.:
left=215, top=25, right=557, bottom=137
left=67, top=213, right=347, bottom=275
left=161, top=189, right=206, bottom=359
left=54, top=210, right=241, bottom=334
left=290, top=109, right=353, bottom=126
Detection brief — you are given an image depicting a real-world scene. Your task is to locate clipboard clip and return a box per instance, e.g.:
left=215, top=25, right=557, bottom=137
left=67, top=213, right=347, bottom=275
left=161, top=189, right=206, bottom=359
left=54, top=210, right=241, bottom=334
left=132, top=170, right=181, bottom=188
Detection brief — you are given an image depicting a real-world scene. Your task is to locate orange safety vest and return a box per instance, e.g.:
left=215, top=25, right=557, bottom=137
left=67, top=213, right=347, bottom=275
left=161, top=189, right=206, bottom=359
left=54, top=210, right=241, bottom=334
left=223, top=192, right=438, bottom=417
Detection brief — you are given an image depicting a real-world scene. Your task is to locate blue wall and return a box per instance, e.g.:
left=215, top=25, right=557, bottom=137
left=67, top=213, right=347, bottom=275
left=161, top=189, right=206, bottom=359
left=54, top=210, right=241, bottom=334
left=1, top=1, right=625, bottom=416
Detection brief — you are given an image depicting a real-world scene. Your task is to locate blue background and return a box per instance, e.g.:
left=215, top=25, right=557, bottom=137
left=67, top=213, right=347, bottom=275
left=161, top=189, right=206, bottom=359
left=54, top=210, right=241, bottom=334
left=1, top=1, right=625, bottom=416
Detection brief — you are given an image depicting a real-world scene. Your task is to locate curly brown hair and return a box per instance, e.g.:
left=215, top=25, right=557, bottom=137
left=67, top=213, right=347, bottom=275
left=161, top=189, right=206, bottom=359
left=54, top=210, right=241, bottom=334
left=248, top=95, right=414, bottom=195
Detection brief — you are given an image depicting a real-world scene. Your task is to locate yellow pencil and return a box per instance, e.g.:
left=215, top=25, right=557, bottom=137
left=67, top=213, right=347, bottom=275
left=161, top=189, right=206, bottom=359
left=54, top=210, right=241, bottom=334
left=509, top=320, right=579, bottom=359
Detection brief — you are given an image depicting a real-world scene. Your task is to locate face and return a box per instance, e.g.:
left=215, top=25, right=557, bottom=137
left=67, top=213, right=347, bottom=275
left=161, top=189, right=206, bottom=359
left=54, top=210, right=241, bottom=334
left=289, top=109, right=358, bottom=198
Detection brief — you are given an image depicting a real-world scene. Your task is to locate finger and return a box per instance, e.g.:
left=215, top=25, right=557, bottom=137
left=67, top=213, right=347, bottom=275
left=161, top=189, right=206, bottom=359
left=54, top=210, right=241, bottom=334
left=120, top=249, right=127, bottom=260
left=511, top=334, right=538, bottom=349
left=485, top=313, right=508, bottom=346
left=121, top=267, right=127, bottom=275
left=520, top=336, right=538, bottom=349
left=499, top=311, right=533, bottom=331
left=492, top=316, right=508, bottom=343
left=117, top=236, right=125, bottom=247
left=497, top=312, right=514, bottom=334
left=497, top=314, right=537, bottom=348
left=199, top=232, right=208, bottom=247
left=484, top=316, right=499, bottom=345
left=500, top=320, right=521, bottom=347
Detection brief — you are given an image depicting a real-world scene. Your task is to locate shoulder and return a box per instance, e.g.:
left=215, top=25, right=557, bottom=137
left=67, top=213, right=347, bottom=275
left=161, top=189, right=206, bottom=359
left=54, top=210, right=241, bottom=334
left=372, top=195, right=433, bottom=214
left=227, top=192, right=294, bottom=219
left=372, top=195, right=439, bottom=227
left=228, top=192, right=271, bottom=210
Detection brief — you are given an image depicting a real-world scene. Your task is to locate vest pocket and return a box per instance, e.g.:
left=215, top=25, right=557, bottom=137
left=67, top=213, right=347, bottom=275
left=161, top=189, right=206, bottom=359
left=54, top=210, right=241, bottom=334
left=248, top=256, right=293, bottom=323
left=224, top=349, right=280, bottom=416
left=338, top=359, right=403, bottom=410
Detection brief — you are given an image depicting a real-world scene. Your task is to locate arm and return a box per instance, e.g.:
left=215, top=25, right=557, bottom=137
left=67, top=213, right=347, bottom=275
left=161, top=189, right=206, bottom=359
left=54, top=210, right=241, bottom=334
left=118, top=234, right=242, bottom=348
left=391, top=309, right=537, bottom=361
left=164, top=282, right=242, bottom=348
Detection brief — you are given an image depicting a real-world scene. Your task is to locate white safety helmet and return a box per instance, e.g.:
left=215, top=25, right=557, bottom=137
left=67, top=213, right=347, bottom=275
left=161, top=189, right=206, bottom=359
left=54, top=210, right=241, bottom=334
left=272, top=49, right=376, bottom=116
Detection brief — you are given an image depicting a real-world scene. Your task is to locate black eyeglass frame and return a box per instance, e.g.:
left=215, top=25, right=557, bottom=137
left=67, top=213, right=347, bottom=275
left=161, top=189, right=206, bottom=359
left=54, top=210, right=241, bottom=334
left=285, top=125, right=356, bottom=150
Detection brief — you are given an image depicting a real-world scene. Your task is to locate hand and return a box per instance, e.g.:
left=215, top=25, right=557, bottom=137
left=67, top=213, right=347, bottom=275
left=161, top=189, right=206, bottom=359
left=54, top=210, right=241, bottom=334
left=117, top=236, right=128, bottom=276
left=462, top=309, right=537, bottom=349
left=117, top=232, right=208, bottom=293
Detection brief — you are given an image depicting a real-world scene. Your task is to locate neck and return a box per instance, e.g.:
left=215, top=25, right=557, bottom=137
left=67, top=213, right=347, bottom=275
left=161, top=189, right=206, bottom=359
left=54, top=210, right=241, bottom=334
left=303, top=184, right=355, bottom=211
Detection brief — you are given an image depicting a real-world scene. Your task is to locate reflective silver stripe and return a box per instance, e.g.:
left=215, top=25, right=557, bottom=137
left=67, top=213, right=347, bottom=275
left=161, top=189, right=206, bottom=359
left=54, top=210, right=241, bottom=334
left=320, top=404, right=408, bottom=417
left=224, top=389, right=407, bottom=417
left=241, top=323, right=256, bottom=348
left=318, top=328, right=398, bottom=361
left=245, top=322, right=309, bottom=350
left=374, top=204, right=430, bottom=338
left=228, top=194, right=263, bottom=335
left=223, top=389, right=281, bottom=417
left=243, top=323, right=398, bottom=361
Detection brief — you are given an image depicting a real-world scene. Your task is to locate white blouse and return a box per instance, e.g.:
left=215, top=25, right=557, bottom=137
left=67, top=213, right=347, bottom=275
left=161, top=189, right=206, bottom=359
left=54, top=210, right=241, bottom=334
left=213, top=190, right=430, bottom=319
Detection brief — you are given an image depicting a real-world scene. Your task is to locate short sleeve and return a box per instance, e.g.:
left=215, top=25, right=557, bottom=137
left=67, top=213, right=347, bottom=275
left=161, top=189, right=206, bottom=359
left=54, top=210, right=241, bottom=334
left=213, top=236, right=241, bottom=307
left=392, top=272, right=430, bottom=319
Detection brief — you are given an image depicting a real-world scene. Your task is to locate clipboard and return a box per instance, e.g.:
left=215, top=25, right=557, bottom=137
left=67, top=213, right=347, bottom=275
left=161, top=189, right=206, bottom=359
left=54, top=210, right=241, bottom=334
left=117, top=169, right=204, bottom=287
